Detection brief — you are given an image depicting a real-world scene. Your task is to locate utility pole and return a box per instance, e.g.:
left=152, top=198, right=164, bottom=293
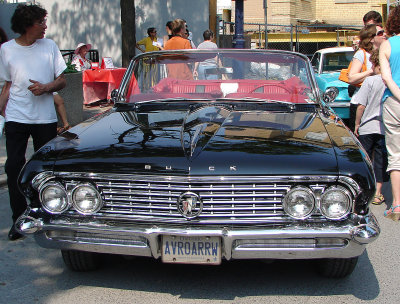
left=264, top=0, right=268, bottom=49
left=233, top=0, right=245, bottom=48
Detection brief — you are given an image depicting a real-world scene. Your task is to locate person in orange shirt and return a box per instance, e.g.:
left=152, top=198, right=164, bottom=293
left=164, top=19, right=192, bottom=50
left=164, top=19, right=192, bottom=80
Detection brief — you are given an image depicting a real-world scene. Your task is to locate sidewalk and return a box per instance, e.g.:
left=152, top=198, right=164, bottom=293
left=0, top=104, right=112, bottom=188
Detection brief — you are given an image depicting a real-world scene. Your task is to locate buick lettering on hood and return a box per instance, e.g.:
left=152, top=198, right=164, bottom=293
left=16, top=49, right=380, bottom=278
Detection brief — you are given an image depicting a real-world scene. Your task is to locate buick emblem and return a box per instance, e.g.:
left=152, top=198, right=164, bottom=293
left=177, top=192, right=203, bottom=219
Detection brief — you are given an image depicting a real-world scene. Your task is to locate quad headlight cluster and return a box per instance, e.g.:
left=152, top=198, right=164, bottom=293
left=39, top=182, right=103, bottom=215
left=283, top=185, right=352, bottom=220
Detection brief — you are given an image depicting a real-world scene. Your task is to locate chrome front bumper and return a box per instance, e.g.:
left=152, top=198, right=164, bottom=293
left=16, top=208, right=380, bottom=260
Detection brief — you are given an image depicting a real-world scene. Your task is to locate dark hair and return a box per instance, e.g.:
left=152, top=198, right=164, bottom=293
left=11, top=4, right=47, bottom=35
left=166, top=21, right=173, bottom=30
left=147, top=27, right=156, bottom=36
left=171, top=19, right=185, bottom=36
left=363, top=11, right=382, bottom=25
left=203, top=29, right=214, bottom=41
left=369, top=49, right=379, bottom=67
left=386, top=6, right=400, bottom=36
left=0, top=27, right=8, bottom=45
left=359, top=24, right=377, bottom=53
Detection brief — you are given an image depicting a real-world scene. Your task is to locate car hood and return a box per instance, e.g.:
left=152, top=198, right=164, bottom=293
left=30, top=105, right=341, bottom=176
left=316, top=72, right=348, bottom=89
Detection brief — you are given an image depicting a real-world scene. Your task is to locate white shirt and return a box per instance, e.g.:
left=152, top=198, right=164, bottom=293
left=0, top=38, right=66, bottom=123
left=353, top=74, right=386, bottom=135
left=350, top=49, right=372, bottom=105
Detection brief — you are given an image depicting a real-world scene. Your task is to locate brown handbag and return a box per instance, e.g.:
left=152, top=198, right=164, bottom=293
left=339, top=49, right=367, bottom=87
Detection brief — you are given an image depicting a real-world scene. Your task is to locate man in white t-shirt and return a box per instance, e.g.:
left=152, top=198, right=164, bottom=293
left=0, top=4, right=66, bottom=240
left=194, top=30, right=219, bottom=80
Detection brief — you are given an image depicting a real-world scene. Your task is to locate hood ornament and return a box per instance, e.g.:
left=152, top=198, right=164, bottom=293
left=177, top=192, right=203, bottom=219
left=182, top=105, right=231, bottom=160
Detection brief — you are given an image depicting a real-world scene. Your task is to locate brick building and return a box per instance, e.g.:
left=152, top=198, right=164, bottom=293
left=224, top=0, right=388, bottom=26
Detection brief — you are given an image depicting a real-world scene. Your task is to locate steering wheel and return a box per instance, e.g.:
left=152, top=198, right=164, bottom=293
left=250, top=83, right=293, bottom=94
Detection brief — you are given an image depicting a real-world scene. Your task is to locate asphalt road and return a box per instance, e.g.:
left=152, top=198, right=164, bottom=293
left=0, top=182, right=399, bottom=304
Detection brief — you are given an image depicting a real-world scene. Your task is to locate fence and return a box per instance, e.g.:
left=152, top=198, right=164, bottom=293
left=218, top=21, right=362, bottom=58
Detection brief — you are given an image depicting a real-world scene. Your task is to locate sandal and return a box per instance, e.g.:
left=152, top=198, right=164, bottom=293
left=372, top=194, right=385, bottom=205
left=384, top=205, right=400, bottom=221
left=57, top=124, right=71, bottom=134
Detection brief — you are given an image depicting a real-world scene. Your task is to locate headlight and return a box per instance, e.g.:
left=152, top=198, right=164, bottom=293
left=40, top=182, right=70, bottom=214
left=283, top=186, right=315, bottom=219
left=320, top=186, right=352, bottom=220
left=71, top=183, right=103, bottom=215
left=323, top=87, right=339, bottom=103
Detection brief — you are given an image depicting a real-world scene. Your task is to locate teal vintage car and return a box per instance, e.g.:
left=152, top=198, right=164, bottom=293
left=311, top=47, right=354, bottom=119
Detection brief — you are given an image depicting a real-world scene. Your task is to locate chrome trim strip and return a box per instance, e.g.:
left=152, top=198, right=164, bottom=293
left=326, top=102, right=350, bottom=108
left=53, top=172, right=339, bottom=183
left=338, top=176, right=361, bottom=195
left=47, top=172, right=361, bottom=194
left=32, top=171, right=55, bottom=190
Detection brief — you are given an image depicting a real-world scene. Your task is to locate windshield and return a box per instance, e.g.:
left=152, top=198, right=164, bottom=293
left=321, top=51, right=353, bottom=73
left=120, top=50, right=318, bottom=104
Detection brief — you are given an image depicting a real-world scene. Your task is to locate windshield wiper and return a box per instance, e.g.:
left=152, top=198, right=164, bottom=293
left=215, top=97, right=296, bottom=105
left=130, top=97, right=213, bottom=104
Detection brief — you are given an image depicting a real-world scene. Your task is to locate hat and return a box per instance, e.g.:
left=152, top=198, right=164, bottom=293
left=74, top=43, right=92, bottom=54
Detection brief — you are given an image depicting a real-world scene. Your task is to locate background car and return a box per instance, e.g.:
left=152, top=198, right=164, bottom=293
left=311, top=47, right=354, bottom=120
left=16, top=49, right=379, bottom=278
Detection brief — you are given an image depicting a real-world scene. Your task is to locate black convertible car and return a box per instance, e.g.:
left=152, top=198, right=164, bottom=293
left=16, top=49, right=380, bottom=277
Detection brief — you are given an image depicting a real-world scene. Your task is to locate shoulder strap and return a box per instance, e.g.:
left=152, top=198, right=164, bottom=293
left=361, top=49, right=367, bottom=72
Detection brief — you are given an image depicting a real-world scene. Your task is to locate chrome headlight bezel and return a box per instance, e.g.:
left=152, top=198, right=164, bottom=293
left=282, top=186, right=316, bottom=220
left=320, top=186, right=352, bottom=220
left=71, top=183, right=103, bottom=215
left=322, top=87, right=339, bottom=103
left=39, top=182, right=70, bottom=214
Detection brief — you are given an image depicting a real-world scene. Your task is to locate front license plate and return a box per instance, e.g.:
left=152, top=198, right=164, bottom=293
left=161, top=235, right=221, bottom=265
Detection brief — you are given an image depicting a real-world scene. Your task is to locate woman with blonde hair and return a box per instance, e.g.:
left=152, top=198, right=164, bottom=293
left=379, top=5, right=400, bottom=220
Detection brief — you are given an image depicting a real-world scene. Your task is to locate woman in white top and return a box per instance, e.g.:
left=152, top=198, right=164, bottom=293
left=347, top=24, right=386, bottom=132
left=71, top=42, right=92, bottom=71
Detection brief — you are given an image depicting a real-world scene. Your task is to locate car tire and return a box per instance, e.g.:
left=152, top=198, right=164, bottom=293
left=61, top=250, right=100, bottom=271
left=315, top=257, right=358, bottom=278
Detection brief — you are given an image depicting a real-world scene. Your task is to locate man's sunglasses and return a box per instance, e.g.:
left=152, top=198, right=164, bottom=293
left=375, top=30, right=385, bottom=37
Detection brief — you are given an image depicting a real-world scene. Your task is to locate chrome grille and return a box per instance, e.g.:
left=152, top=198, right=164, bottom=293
left=58, top=173, right=337, bottom=224
left=98, top=180, right=289, bottom=219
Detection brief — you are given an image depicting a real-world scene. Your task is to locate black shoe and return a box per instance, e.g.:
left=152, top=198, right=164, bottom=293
left=8, top=225, right=23, bottom=241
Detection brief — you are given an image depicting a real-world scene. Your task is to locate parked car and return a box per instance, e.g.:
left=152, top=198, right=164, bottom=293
left=311, top=47, right=354, bottom=119
left=16, top=49, right=379, bottom=278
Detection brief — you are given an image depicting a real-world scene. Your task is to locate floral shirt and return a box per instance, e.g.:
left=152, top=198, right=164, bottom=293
left=71, top=54, right=91, bottom=71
